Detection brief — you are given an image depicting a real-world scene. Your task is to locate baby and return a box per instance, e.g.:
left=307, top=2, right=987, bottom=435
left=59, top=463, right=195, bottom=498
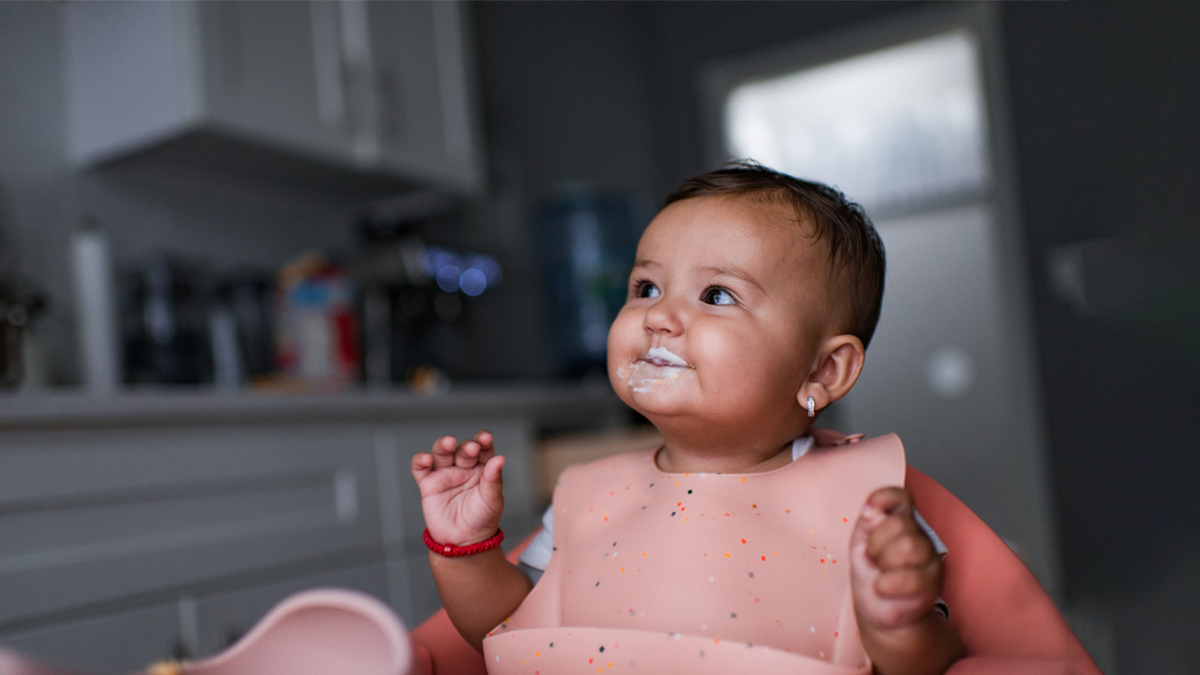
left=412, top=162, right=964, bottom=675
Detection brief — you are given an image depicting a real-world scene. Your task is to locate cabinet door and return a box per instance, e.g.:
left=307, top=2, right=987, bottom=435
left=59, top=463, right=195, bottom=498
left=61, top=1, right=198, bottom=166
left=0, top=602, right=181, bottom=675
left=386, top=553, right=443, bottom=628
left=367, top=0, right=484, bottom=193
left=198, top=1, right=351, bottom=164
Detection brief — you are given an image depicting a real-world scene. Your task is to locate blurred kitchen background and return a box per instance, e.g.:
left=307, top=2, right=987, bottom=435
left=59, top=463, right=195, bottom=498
left=0, top=2, right=1196, bottom=674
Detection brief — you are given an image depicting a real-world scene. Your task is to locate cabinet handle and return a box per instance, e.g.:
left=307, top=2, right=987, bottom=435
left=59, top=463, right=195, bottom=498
left=432, top=1, right=473, bottom=166
left=339, top=0, right=381, bottom=163
left=310, top=1, right=346, bottom=130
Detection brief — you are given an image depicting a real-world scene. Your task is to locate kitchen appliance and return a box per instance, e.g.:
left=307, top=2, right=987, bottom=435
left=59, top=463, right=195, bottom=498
left=216, top=271, right=277, bottom=380
left=0, top=278, right=46, bottom=389
left=350, top=204, right=502, bottom=383
left=121, top=255, right=213, bottom=385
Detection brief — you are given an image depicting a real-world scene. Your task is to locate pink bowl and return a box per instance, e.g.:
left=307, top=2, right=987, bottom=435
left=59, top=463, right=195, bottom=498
left=181, top=588, right=412, bottom=675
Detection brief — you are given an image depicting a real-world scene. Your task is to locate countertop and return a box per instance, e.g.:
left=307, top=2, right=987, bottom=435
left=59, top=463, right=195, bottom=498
left=0, top=381, right=627, bottom=429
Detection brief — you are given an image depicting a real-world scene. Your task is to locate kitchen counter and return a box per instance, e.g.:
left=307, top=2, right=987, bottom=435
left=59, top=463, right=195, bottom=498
left=0, top=380, right=627, bottom=429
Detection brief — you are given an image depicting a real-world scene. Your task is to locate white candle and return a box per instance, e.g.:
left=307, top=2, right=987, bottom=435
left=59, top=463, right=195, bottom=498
left=71, top=225, right=121, bottom=393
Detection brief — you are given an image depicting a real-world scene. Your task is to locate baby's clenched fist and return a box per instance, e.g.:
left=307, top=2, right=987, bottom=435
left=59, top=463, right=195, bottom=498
left=849, top=487, right=943, bottom=632
left=411, top=430, right=506, bottom=547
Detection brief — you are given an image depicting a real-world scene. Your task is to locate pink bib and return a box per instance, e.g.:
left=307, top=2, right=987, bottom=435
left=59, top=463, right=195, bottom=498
left=484, top=434, right=906, bottom=675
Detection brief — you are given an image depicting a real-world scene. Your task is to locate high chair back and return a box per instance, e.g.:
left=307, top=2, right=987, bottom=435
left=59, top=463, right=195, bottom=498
left=904, top=467, right=1099, bottom=675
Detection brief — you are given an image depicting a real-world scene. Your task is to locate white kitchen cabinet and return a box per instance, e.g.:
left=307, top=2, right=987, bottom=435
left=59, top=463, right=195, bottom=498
left=62, top=0, right=484, bottom=195
left=365, top=0, right=483, bottom=191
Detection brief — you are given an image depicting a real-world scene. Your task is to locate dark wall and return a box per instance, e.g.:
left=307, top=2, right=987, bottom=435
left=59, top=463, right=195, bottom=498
left=1006, top=0, right=1200, bottom=591
left=1003, top=2, right=1200, bottom=669
left=473, top=1, right=660, bottom=206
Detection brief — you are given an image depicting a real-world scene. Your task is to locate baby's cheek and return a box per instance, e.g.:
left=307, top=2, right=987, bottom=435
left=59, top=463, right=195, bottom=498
left=693, top=328, right=785, bottom=395
left=607, top=313, right=647, bottom=402
left=690, top=335, right=769, bottom=407
left=607, top=313, right=638, bottom=367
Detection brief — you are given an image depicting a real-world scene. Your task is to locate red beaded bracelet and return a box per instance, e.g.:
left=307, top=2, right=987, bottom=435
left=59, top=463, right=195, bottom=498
left=423, top=528, right=505, bottom=557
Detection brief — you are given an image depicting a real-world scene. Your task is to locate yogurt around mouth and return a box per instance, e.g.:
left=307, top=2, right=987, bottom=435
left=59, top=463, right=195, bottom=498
left=615, top=347, right=693, bottom=393
left=644, top=346, right=689, bottom=368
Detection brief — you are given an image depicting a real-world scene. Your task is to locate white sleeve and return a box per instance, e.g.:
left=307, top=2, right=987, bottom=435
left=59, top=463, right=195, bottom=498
left=517, top=506, right=555, bottom=571
left=913, top=509, right=948, bottom=556
left=912, top=509, right=950, bottom=616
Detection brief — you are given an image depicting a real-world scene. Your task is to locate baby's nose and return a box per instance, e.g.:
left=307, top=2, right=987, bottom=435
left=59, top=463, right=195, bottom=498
left=642, top=297, right=683, bottom=335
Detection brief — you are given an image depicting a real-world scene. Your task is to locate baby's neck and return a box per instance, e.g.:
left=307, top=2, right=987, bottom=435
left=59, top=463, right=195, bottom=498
left=654, top=435, right=796, bottom=474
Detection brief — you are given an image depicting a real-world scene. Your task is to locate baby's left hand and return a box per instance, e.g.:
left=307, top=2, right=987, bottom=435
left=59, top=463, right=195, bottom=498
left=849, top=487, right=942, bottom=632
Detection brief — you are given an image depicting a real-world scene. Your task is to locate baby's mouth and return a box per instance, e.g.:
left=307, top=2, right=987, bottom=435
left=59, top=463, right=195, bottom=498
left=640, top=346, right=692, bottom=369
left=615, top=347, right=694, bottom=394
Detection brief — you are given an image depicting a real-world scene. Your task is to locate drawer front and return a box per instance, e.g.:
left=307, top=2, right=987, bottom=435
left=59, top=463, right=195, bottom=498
left=0, top=601, right=181, bottom=675
left=0, top=423, right=381, bottom=624
left=387, top=553, right=442, bottom=628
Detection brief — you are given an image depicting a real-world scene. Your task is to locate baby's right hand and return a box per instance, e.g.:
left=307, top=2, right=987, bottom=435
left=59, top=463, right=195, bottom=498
left=411, top=431, right=506, bottom=546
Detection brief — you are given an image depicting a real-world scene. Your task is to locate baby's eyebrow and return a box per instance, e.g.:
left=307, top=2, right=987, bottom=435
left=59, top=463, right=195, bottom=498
left=699, top=265, right=765, bottom=292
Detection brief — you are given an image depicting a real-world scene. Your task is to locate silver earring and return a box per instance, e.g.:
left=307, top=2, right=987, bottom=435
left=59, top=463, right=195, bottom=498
left=807, top=397, right=815, bottom=417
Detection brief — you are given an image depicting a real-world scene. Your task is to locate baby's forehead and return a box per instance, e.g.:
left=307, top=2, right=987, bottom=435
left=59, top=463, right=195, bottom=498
left=670, top=196, right=829, bottom=268
left=641, top=213, right=835, bottom=304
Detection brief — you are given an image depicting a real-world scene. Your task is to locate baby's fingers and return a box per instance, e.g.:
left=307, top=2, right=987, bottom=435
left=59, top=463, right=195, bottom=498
left=473, top=430, right=494, bottom=451
left=473, top=430, right=496, bottom=463
left=411, top=451, right=434, bottom=483
left=873, top=528, right=935, bottom=571
left=863, top=487, right=913, bottom=521
left=454, top=438, right=486, bottom=469
left=479, top=455, right=506, bottom=507
left=431, top=435, right=459, bottom=469
left=874, top=560, right=941, bottom=603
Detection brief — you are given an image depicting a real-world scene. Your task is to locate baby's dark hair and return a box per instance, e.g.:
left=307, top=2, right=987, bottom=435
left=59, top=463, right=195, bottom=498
left=664, top=160, right=886, bottom=348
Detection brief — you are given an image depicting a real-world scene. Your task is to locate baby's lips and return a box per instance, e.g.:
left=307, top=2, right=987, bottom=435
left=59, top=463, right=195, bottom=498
left=645, top=345, right=690, bottom=367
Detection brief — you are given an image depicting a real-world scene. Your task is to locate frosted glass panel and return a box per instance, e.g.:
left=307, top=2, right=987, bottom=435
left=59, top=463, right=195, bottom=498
left=725, top=31, right=989, bottom=210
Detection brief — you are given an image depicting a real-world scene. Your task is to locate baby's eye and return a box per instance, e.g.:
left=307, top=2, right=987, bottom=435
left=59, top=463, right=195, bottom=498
left=635, top=281, right=661, bottom=299
left=702, top=287, right=736, bottom=306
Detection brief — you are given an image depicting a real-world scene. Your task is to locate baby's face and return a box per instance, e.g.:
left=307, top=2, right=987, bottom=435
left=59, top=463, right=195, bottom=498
left=608, top=195, right=836, bottom=438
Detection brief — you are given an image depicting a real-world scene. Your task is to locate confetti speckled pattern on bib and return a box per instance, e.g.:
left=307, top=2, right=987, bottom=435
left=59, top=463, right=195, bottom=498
left=484, top=434, right=905, bottom=674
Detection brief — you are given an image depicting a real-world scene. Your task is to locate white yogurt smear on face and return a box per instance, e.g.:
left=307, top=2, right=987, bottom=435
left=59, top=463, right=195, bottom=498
left=624, top=348, right=692, bottom=392
left=646, top=346, right=688, bottom=367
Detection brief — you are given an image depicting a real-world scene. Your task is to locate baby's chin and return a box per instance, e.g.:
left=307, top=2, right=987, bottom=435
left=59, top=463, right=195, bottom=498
left=613, top=359, right=692, bottom=395
left=621, top=393, right=688, bottom=423
left=613, top=381, right=696, bottom=420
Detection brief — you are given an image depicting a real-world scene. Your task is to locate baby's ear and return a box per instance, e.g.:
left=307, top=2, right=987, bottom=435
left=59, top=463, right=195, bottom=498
left=798, top=335, right=866, bottom=414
